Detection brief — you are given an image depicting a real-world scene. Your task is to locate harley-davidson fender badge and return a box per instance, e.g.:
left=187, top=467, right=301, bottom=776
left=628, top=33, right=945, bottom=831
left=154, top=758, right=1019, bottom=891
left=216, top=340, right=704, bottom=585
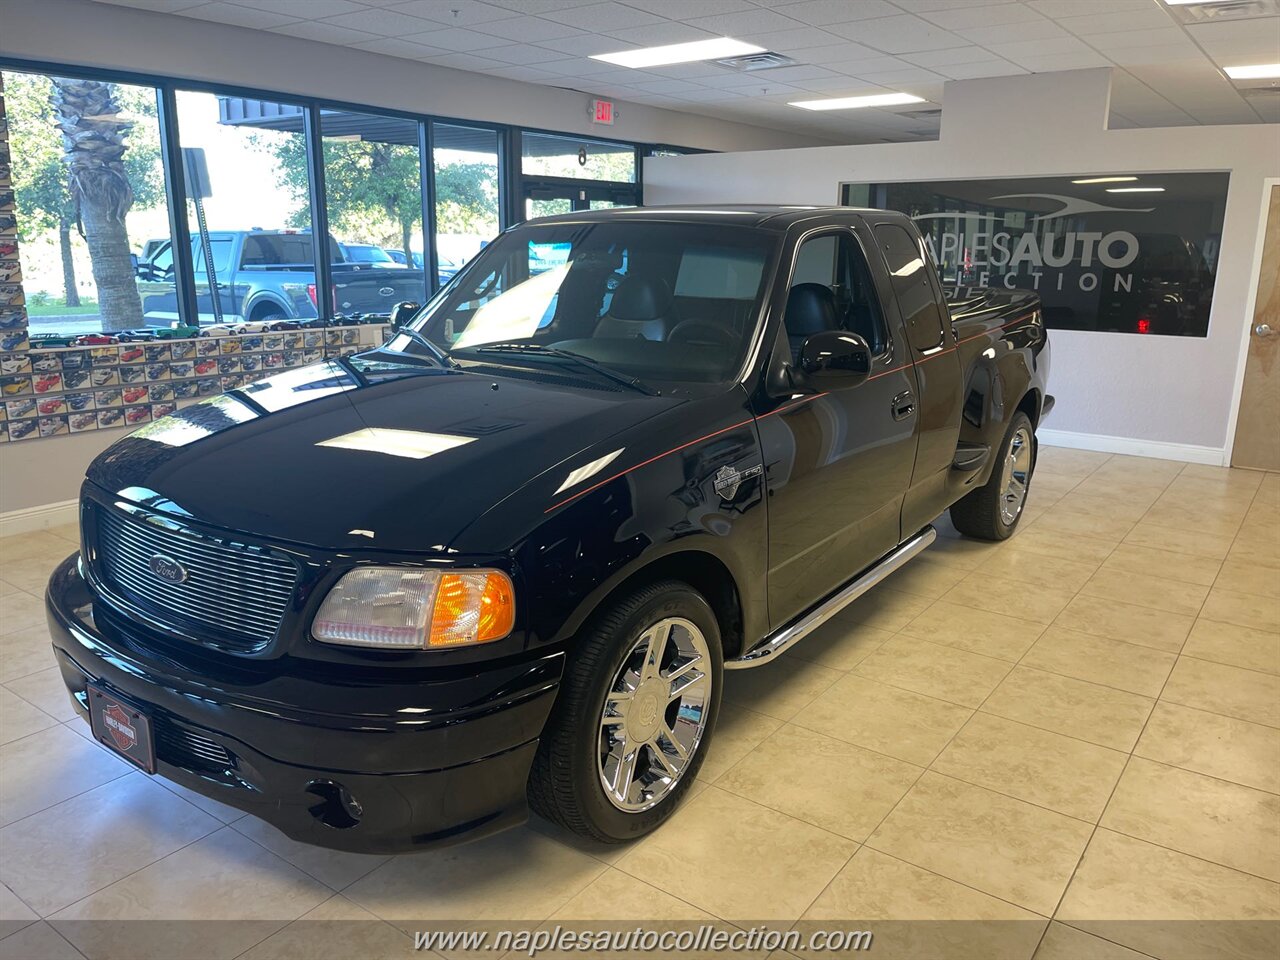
left=714, top=463, right=763, bottom=501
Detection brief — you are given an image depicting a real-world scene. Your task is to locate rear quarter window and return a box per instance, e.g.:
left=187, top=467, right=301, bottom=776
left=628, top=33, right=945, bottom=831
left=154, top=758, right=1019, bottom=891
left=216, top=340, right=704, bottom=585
left=875, top=223, right=946, bottom=352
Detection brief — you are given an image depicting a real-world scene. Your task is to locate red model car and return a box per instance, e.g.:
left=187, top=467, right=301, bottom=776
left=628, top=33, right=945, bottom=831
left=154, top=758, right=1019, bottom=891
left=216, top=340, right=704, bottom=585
left=122, top=387, right=149, bottom=404
left=125, top=406, right=150, bottom=424
left=38, top=397, right=66, bottom=415
left=34, top=374, right=61, bottom=393
left=193, top=359, right=218, bottom=376
left=72, top=333, right=120, bottom=346
left=119, top=347, right=145, bottom=363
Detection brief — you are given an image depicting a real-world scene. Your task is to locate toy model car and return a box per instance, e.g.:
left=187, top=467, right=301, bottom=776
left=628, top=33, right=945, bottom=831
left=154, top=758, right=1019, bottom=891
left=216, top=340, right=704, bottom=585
left=8, top=419, right=36, bottom=439
left=38, top=416, right=68, bottom=436
left=29, top=333, right=79, bottom=347
left=122, top=387, right=148, bottom=404
left=34, top=374, right=61, bottom=393
left=91, top=368, right=117, bottom=386
left=70, top=413, right=98, bottom=431
left=116, top=329, right=158, bottom=342
left=32, top=357, right=60, bottom=373
left=125, top=406, right=150, bottom=424
left=1, top=332, right=29, bottom=351
left=97, top=408, right=124, bottom=427
left=146, top=364, right=169, bottom=380
left=66, top=393, right=94, bottom=411
left=0, top=357, right=28, bottom=375
left=118, top=348, right=144, bottom=363
left=194, top=360, right=218, bottom=376
left=118, top=366, right=145, bottom=384
left=6, top=398, right=35, bottom=418
left=73, top=333, right=119, bottom=346
left=38, top=398, right=66, bottom=415
left=63, top=370, right=91, bottom=390
left=198, top=324, right=236, bottom=337
left=153, top=325, right=201, bottom=340
left=1, top=377, right=30, bottom=396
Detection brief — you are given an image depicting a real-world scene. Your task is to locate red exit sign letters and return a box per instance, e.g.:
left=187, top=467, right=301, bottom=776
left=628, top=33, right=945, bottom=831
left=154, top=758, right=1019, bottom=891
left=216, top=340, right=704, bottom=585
left=591, top=99, right=615, bottom=125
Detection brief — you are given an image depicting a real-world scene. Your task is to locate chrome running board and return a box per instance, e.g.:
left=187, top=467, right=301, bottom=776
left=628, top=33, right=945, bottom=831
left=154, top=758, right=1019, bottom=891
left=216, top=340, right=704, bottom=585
left=725, top=525, right=937, bottom=670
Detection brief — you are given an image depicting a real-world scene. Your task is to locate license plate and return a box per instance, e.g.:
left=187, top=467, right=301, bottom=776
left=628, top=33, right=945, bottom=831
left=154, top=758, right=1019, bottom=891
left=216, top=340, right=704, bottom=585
left=88, top=683, right=156, bottom=774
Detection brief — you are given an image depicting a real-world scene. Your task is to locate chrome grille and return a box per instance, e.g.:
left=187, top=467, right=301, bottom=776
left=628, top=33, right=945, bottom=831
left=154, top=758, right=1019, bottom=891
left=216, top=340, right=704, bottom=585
left=94, top=505, right=297, bottom=650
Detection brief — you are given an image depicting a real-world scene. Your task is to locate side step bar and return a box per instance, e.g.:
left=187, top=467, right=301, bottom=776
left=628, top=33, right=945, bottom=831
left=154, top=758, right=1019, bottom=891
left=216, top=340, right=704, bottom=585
left=725, top=525, right=937, bottom=670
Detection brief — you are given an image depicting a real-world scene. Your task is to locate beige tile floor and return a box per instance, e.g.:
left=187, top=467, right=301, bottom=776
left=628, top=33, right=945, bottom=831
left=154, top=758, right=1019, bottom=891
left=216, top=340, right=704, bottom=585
left=0, top=449, right=1277, bottom=959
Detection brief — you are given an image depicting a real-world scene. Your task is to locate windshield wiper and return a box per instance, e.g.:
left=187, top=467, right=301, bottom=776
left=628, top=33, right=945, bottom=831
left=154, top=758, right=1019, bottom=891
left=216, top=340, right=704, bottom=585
left=384, top=326, right=459, bottom=368
left=471, top=343, right=659, bottom=396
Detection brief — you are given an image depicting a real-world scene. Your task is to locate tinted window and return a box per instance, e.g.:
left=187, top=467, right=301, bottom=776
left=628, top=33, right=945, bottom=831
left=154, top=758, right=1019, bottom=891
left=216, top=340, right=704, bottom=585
left=876, top=223, right=945, bottom=352
left=240, top=234, right=315, bottom=268
left=788, top=232, right=888, bottom=356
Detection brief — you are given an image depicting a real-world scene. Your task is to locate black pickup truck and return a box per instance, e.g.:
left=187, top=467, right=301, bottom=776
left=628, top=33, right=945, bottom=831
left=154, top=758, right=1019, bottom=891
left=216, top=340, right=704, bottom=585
left=47, top=206, right=1050, bottom=853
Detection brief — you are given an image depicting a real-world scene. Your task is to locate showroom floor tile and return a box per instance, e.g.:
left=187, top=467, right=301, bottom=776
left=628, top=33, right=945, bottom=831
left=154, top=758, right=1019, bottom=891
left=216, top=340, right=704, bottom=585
left=0, top=453, right=1277, bottom=959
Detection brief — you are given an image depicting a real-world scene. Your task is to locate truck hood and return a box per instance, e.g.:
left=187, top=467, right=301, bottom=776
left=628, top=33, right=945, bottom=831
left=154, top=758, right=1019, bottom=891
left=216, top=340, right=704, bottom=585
left=86, top=359, right=680, bottom=552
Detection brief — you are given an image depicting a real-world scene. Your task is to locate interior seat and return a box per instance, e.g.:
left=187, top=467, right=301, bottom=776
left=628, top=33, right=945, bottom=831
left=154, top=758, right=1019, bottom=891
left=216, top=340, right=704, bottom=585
left=594, top=274, right=672, bottom=341
left=785, top=282, right=839, bottom=360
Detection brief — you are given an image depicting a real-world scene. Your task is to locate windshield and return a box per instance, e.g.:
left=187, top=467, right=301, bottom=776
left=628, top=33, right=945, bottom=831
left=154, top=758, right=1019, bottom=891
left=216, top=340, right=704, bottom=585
left=399, top=221, right=776, bottom=386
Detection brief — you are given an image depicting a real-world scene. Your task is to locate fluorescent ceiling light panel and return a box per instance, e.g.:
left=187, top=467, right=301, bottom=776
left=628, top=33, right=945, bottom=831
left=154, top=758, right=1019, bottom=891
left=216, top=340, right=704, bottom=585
left=1107, top=187, right=1165, bottom=193
left=790, top=92, right=925, bottom=111
left=590, top=38, right=765, bottom=69
left=1072, top=176, right=1138, bottom=184
left=317, top=428, right=474, bottom=460
left=1224, top=63, right=1280, bottom=79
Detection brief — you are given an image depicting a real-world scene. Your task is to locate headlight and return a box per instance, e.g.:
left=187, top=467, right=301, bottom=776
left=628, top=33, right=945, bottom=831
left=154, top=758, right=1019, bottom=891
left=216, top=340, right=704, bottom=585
left=312, top=567, right=515, bottom=650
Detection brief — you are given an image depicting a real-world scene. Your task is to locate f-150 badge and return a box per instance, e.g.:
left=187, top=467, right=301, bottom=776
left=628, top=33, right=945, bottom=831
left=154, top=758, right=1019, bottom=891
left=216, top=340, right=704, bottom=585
left=714, top=463, right=763, bottom=501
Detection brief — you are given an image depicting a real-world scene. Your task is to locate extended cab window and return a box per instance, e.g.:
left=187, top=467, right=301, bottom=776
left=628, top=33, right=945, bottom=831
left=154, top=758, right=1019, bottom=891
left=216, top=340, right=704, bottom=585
left=411, top=222, right=775, bottom=386
left=876, top=223, right=947, bottom=352
left=240, top=234, right=316, bottom=269
left=787, top=231, right=888, bottom=360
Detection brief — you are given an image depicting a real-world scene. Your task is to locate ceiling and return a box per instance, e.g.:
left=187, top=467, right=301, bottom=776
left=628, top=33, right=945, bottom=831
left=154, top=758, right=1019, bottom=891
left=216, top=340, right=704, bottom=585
left=93, top=0, right=1280, bottom=143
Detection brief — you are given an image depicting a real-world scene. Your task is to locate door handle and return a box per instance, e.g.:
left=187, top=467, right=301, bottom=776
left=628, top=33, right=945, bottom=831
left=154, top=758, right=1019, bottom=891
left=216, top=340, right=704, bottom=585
left=892, top=390, right=915, bottom=420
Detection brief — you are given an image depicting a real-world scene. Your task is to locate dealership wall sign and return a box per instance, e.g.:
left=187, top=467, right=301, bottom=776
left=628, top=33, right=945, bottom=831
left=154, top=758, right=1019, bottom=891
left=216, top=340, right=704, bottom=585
left=842, top=172, right=1229, bottom=337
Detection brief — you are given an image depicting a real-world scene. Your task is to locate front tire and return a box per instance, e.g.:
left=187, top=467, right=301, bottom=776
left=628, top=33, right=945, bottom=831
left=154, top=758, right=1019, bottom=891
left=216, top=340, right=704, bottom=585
left=528, top=580, right=722, bottom=843
left=950, top=411, right=1035, bottom=541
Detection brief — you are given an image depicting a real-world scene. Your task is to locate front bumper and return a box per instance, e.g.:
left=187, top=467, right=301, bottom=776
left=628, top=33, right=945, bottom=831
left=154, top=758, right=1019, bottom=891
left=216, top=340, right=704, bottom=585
left=45, top=554, right=563, bottom=853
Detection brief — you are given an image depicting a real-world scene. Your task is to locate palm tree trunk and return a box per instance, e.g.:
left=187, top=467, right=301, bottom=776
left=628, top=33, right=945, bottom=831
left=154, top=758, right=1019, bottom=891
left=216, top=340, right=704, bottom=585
left=52, top=77, right=143, bottom=331
left=58, top=217, right=80, bottom=307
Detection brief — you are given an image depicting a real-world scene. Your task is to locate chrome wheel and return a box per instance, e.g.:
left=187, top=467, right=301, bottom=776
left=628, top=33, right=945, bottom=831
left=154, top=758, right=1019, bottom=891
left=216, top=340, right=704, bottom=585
left=999, top=425, right=1033, bottom=525
left=598, top=616, right=712, bottom=813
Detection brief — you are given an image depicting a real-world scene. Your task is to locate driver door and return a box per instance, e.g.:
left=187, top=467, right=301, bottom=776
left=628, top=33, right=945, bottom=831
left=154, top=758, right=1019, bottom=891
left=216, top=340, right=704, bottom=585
left=756, top=225, right=920, bottom=628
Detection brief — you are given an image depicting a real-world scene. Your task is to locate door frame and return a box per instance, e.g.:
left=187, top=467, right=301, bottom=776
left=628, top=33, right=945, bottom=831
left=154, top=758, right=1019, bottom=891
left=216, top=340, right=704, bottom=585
left=519, top=176, right=639, bottom=221
left=1224, top=177, right=1279, bottom=468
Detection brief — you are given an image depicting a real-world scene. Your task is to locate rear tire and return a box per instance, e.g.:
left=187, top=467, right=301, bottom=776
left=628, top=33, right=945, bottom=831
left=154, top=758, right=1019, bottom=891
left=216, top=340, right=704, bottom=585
left=950, top=411, right=1035, bottom=541
left=528, top=580, right=722, bottom=843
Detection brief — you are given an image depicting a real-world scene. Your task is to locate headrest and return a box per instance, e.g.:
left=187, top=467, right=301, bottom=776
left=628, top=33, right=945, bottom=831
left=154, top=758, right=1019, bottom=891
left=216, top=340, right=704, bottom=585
left=609, top=275, right=673, bottom=322
left=785, top=283, right=838, bottom=337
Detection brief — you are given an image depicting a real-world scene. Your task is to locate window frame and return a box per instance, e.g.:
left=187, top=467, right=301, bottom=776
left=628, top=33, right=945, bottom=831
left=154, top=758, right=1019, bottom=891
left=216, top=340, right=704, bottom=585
left=785, top=226, right=895, bottom=363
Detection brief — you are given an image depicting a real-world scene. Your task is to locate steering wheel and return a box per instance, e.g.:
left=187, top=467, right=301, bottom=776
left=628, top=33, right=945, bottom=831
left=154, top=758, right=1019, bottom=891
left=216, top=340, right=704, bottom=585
left=668, top=320, right=735, bottom=349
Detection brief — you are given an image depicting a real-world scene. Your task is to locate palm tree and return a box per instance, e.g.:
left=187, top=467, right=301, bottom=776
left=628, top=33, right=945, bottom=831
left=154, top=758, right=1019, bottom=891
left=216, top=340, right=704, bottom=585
left=51, top=77, right=143, bottom=330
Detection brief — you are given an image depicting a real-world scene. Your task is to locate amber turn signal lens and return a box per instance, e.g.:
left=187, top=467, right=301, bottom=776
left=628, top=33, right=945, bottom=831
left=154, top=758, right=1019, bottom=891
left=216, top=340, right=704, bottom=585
left=427, top=570, right=515, bottom=647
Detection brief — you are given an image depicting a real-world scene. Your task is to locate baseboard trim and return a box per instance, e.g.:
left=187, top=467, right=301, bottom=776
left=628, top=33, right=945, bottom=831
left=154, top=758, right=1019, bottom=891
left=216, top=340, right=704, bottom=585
left=0, top=499, right=79, bottom=539
left=1038, top=429, right=1227, bottom=466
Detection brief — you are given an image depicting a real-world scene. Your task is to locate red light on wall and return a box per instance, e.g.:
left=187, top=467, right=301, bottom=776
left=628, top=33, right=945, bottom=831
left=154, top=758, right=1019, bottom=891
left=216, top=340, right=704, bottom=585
left=591, top=98, right=615, bottom=125
left=1137, top=317, right=1152, bottom=334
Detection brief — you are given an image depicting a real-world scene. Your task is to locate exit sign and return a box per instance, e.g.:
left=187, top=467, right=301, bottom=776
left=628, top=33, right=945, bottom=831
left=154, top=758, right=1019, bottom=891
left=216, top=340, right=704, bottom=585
left=591, top=99, right=615, bottom=125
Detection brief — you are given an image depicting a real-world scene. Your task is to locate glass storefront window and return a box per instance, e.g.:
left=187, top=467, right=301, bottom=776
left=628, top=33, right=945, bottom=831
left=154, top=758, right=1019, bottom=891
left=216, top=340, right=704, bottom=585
left=432, top=123, right=499, bottom=288
left=173, top=91, right=315, bottom=325
left=5, top=68, right=177, bottom=335
left=522, top=131, right=635, bottom=183
left=319, top=109, right=427, bottom=307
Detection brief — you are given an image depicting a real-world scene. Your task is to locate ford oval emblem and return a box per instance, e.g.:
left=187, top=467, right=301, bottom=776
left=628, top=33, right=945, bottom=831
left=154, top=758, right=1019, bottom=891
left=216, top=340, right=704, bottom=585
left=378, top=286, right=395, bottom=297
left=149, top=554, right=189, bottom=584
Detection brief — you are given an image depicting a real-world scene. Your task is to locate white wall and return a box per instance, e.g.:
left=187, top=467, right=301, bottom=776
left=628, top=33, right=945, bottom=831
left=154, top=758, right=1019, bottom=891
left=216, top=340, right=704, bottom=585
left=645, top=69, right=1280, bottom=463
left=0, top=0, right=833, bottom=154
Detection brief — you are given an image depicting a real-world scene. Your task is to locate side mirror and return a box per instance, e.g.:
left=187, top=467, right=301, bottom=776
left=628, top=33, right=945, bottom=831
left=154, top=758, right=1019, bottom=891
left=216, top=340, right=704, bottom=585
left=389, top=301, right=420, bottom=332
left=798, top=330, right=872, bottom=389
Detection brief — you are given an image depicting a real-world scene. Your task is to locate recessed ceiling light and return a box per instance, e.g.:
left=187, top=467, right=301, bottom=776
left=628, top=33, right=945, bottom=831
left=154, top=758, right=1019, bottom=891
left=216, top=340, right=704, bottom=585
left=1072, top=176, right=1139, bottom=184
left=1225, top=63, right=1280, bottom=79
left=1107, top=187, right=1165, bottom=193
left=790, top=92, right=926, bottom=111
left=590, top=38, right=766, bottom=69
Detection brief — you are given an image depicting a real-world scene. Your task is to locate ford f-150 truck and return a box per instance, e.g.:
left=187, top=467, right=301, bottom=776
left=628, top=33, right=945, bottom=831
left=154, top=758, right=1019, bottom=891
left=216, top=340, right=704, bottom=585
left=47, top=206, right=1050, bottom=853
left=137, top=230, right=427, bottom=325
